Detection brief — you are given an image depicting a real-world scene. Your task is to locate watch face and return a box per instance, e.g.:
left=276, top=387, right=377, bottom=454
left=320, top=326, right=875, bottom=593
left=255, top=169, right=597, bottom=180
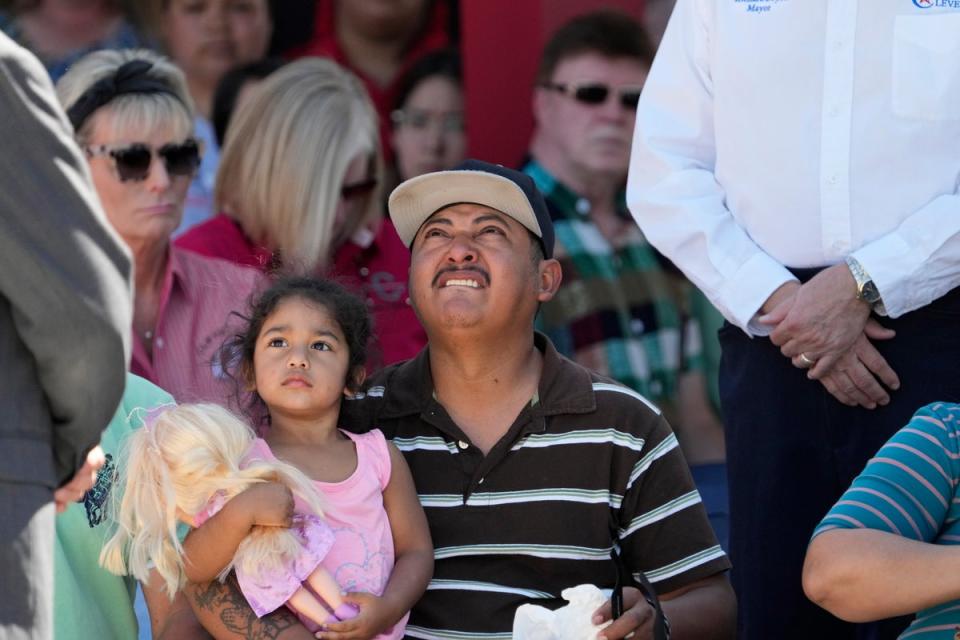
left=861, top=281, right=881, bottom=304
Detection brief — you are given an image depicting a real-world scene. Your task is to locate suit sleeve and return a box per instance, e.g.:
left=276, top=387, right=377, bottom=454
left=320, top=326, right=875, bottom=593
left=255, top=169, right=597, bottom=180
left=0, top=34, right=133, bottom=485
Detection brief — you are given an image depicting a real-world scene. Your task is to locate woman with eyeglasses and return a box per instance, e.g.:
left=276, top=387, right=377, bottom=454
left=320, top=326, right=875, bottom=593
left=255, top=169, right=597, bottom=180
left=56, top=48, right=266, bottom=408
left=176, top=57, right=426, bottom=368
left=389, top=49, right=466, bottom=185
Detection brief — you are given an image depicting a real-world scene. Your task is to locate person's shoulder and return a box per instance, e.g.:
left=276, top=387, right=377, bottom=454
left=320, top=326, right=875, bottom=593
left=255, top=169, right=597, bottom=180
left=173, top=244, right=266, bottom=289
left=174, top=214, right=247, bottom=258
left=909, top=402, right=960, bottom=437
left=565, top=357, right=663, bottom=423
left=108, top=374, right=175, bottom=438
left=349, top=427, right=391, bottom=462
left=341, top=358, right=420, bottom=433
left=0, top=32, right=56, bottom=100
left=121, top=373, right=174, bottom=411
left=361, top=358, right=418, bottom=398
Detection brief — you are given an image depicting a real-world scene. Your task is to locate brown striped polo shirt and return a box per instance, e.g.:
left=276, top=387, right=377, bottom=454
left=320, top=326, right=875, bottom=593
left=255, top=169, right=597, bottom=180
left=343, top=332, right=730, bottom=639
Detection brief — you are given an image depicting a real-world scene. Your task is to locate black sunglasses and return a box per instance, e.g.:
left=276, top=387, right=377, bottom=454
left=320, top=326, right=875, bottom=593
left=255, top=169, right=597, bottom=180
left=541, top=82, right=643, bottom=110
left=85, top=139, right=202, bottom=182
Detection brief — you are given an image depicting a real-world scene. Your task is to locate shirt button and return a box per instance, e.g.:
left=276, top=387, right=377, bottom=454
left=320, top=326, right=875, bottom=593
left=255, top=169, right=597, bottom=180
left=832, top=40, right=844, bottom=51
left=405, top=297, right=412, bottom=306
left=366, top=297, right=375, bottom=306
left=359, top=267, right=370, bottom=277
left=630, top=319, right=645, bottom=335
left=827, top=174, right=839, bottom=185
left=457, top=440, right=469, bottom=450
left=828, top=105, right=840, bottom=117
left=155, top=337, right=165, bottom=349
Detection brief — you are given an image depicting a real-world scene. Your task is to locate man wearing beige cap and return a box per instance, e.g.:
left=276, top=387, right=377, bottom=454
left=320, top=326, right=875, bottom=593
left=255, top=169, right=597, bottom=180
left=180, top=160, right=734, bottom=640
left=354, top=159, right=734, bottom=639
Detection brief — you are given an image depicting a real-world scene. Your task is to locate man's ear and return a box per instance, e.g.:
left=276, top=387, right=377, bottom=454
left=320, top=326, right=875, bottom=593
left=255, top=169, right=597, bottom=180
left=343, top=366, right=367, bottom=398
left=536, top=258, right=562, bottom=302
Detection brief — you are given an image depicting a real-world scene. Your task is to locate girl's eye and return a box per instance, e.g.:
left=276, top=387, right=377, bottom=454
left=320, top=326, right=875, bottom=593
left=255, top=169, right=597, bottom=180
left=267, top=338, right=286, bottom=348
left=311, top=341, right=332, bottom=352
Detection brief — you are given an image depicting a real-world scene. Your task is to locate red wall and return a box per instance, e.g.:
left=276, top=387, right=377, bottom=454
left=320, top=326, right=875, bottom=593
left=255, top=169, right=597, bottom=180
left=460, top=0, right=645, bottom=167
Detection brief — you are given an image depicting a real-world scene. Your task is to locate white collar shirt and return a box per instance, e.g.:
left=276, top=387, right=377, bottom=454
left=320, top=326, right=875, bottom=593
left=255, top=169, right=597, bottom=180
left=627, top=0, right=960, bottom=334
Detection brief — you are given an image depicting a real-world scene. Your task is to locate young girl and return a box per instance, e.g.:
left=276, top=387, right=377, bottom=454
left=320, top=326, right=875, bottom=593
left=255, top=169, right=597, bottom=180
left=125, top=277, right=431, bottom=638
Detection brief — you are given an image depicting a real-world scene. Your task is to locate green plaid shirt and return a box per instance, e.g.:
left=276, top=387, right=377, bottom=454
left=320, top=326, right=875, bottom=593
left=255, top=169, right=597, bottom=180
left=524, top=159, right=703, bottom=410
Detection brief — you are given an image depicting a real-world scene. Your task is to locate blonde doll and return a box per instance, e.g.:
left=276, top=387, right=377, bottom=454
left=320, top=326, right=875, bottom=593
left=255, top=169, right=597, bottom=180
left=100, top=402, right=360, bottom=624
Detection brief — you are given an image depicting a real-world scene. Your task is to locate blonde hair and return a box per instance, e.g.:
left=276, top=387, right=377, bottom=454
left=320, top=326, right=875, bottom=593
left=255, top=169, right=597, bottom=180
left=100, top=403, right=325, bottom=599
left=55, top=48, right=194, bottom=143
left=215, top=57, right=383, bottom=273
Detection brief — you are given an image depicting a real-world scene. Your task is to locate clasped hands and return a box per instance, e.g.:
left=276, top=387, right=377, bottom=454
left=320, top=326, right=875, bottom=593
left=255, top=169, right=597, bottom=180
left=758, top=264, right=900, bottom=409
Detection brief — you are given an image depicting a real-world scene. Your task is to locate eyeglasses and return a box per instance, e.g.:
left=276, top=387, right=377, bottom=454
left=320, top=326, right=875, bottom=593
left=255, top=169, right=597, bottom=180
left=540, top=82, right=643, bottom=111
left=341, top=177, right=378, bottom=200
left=84, top=139, right=202, bottom=182
left=391, top=108, right=465, bottom=134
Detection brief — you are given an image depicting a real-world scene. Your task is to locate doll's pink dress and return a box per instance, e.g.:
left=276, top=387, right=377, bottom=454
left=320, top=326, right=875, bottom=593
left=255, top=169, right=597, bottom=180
left=193, top=490, right=336, bottom=616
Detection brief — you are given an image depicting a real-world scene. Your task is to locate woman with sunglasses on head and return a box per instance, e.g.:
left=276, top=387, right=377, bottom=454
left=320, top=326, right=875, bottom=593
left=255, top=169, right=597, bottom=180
left=56, top=48, right=266, bottom=409
left=176, top=57, right=425, bottom=369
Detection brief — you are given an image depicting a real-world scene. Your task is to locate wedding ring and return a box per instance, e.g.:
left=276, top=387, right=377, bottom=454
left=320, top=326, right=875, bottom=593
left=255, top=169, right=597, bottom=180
left=798, top=353, right=816, bottom=367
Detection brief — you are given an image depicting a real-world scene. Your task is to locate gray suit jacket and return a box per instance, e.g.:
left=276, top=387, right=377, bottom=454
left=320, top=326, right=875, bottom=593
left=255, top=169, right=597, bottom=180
left=0, top=33, right=132, bottom=488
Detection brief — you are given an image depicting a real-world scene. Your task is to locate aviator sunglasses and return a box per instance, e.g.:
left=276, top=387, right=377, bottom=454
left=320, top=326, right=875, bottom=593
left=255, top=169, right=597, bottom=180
left=540, top=82, right=643, bottom=110
left=84, top=139, right=202, bottom=182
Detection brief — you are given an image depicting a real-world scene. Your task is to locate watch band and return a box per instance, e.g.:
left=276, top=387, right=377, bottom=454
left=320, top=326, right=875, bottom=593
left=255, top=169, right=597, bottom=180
left=845, top=256, right=887, bottom=315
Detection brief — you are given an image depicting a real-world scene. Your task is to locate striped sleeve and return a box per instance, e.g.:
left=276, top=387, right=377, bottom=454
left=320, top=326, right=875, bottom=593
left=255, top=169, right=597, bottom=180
left=814, top=403, right=960, bottom=541
left=612, top=404, right=729, bottom=594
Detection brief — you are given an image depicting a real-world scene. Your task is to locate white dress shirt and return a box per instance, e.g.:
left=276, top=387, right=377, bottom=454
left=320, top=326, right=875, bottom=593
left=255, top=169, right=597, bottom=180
left=628, top=0, right=960, bottom=334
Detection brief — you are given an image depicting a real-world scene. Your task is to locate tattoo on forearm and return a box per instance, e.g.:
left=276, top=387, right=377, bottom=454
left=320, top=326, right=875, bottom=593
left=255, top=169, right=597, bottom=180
left=189, top=576, right=300, bottom=640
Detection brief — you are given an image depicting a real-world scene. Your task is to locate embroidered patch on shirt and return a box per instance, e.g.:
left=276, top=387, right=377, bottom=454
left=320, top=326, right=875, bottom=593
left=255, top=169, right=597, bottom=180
left=734, top=0, right=788, bottom=13
left=912, top=0, right=960, bottom=9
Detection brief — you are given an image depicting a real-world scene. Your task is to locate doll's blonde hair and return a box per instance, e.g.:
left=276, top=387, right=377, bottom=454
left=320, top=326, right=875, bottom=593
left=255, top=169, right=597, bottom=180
left=100, top=403, right=325, bottom=598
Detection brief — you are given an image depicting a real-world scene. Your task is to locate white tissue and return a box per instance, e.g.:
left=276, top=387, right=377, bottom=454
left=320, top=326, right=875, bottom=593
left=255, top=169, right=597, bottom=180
left=512, top=584, right=612, bottom=639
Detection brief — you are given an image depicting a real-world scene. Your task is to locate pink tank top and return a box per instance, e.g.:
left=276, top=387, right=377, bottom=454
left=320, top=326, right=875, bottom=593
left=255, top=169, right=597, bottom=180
left=245, top=430, right=407, bottom=639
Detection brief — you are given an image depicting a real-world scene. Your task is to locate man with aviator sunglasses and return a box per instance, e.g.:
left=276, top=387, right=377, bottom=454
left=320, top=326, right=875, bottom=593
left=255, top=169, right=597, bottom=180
left=524, top=8, right=731, bottom=582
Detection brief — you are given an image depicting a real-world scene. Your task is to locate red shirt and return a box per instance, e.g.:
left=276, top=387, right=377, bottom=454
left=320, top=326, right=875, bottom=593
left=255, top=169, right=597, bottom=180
left=131, top=247, right=267, bottom=409
left=175, top=214, right=426, bottom=368
left=284, top=0, right=452, bottom=161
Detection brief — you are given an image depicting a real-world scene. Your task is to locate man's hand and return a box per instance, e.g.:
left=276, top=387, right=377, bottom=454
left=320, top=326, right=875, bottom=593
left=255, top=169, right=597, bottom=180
left=761, top=263, right=871, bottom=374
left=805, top=322, right=900, bottom=409
left=53, top=445, right=104, bottom=513
left=591, top=587, right=655, bottom=640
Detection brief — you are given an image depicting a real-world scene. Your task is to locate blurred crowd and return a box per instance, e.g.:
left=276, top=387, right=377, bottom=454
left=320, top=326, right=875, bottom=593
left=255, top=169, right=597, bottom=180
left=3, top=1, right=959, bottom=640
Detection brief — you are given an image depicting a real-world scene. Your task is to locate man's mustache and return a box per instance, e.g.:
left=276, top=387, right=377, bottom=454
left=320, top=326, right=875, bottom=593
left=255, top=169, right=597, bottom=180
left=432, top=265, right=491, bottom=287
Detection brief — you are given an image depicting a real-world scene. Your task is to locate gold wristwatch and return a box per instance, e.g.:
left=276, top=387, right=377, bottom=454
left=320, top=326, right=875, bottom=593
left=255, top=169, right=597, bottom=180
left=845, top=256, right=886, bottom=315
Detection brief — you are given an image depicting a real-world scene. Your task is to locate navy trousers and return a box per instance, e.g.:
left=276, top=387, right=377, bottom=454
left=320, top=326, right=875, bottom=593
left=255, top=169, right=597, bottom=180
left=720, top=277, right=960, bottom=640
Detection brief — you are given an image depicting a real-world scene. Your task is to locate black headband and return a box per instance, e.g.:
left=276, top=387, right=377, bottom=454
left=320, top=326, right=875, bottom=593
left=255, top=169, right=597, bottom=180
left=66, top=59, right=187, bottom=131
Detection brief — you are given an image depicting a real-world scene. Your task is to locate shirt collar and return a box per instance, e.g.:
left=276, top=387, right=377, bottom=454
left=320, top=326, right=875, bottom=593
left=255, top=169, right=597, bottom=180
left=523, top=157, right=630, bottom=220
left=376, top=332, right=597, bottom=420
left=167, top=245, right=192, bottom=303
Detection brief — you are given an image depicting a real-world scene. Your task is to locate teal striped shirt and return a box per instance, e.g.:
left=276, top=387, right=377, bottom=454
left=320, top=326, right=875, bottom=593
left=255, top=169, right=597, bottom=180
left=814, top=402, right=960, bottom=638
